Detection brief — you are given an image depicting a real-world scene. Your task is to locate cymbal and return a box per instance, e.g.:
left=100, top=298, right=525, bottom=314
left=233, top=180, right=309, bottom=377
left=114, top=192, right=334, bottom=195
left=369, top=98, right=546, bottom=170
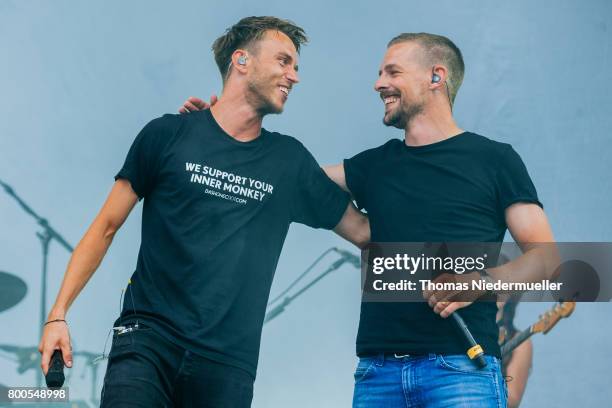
left=0, top=271, right=27, bottom=313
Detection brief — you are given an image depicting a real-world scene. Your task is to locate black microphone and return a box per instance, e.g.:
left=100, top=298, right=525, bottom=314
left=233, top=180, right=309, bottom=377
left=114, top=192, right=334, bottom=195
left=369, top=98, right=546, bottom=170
left=45, top=350, right=65, bottom=388
left=450, top=312, right=487, bottom=368
left=333, top=248, right=361, bottom=268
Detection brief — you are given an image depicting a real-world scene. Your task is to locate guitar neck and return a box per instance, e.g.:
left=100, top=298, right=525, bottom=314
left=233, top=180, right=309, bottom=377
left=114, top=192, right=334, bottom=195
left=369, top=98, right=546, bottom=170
left=501, top=327, right=533, bottom=357
left=500, top=301, right=575, bottom=358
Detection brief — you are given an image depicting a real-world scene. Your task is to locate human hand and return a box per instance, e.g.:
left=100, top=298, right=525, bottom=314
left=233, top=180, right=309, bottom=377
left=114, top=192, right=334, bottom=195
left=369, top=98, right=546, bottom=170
left=423, top=272, right=485, bottom=318
left=178, top=95, right=218, bottom=114
left=38, top=320, right=72, bottom=375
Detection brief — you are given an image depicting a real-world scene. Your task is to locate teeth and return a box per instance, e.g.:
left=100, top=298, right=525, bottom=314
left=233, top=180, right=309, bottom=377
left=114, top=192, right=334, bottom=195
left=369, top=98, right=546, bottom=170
left=384, top=96, right=399, bottom=105
left=280, top=86, right=289, bottom=96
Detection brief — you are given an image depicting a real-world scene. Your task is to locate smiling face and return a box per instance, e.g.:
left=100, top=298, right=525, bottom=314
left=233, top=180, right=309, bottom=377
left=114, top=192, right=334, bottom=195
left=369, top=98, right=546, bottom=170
left=374, top=41, right=430, bottom=129
left=245, top=30, right=300, bottom=115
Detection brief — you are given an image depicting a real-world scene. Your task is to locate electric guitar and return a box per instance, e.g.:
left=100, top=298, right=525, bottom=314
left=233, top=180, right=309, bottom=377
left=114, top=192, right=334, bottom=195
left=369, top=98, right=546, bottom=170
left=500, top=301, right=576, bottom=357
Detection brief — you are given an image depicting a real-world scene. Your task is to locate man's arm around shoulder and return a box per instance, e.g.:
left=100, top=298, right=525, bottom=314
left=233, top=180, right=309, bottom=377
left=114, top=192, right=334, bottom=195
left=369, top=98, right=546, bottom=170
left=324, top=163, right=350, bottom=193
left=323, top=163, right=370, bottom=249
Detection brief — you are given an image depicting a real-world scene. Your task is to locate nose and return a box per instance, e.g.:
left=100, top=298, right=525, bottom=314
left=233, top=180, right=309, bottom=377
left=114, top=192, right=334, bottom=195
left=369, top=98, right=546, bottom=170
left=286, top=67, right=299, bottom=84
left=374, top=75, right=387, bottom=92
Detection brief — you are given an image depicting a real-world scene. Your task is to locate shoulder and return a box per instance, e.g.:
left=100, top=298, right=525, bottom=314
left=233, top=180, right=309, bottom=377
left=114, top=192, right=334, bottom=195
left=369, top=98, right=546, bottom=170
left=143, top=113, right=185, bottom=133
left=262, top=128, right=314, bottom=157
left=129, top=114, right=189, bottom=158
left=463, top=131, right=522, bottom=165
left=464, top=132, right=511, bottom=152
left=348, top=138, right=401, bottom=162
left=136, top=113, right=187, bottom=146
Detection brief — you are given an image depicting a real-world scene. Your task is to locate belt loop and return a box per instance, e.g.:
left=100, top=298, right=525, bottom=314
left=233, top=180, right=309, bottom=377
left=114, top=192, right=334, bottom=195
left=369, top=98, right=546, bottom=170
left=375, top=353, right=385, bottom=367
left=428, top=353, right=437, bottom=361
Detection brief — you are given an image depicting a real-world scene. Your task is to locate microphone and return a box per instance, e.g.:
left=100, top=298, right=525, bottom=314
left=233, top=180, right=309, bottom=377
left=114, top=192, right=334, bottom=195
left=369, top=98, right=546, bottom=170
left=333, top=248, right=361, bottom=268
left=450, top=312, right=487, bottom=368
left=45, top=350, right=65, bottom=388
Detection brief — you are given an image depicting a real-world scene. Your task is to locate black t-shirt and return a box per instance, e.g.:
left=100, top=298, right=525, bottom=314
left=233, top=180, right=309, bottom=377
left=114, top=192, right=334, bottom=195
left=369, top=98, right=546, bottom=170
left=344, top=132, right=542, bottom=357
left=114, top=109, right=349, bottom=376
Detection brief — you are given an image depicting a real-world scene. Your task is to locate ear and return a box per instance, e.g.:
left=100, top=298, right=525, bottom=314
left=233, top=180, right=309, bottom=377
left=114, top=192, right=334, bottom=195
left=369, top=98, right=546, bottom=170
left=230, top=49, right=249, bottom=74
left=430, top=65, right=449, bottom=89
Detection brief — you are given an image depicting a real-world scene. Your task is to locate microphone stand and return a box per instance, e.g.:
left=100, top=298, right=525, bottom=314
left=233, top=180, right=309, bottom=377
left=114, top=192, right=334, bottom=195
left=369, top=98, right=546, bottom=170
left=264, top=257, right=349, bottom=324
left=0, top=179, right=74, bottom=387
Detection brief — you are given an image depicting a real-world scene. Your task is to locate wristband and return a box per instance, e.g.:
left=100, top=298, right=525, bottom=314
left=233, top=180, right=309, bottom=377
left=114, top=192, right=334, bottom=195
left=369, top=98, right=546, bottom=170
left=44, top=319, right=67, bottom=326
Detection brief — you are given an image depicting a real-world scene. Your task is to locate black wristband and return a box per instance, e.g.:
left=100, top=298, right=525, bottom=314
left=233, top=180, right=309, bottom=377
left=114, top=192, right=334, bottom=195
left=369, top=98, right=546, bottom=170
left=44, top=319, right=67, bottom=326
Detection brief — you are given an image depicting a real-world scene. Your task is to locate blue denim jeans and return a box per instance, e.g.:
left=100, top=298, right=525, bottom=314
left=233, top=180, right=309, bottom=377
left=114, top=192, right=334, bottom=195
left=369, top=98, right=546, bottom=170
left=352, top=353, right=507, bottom=408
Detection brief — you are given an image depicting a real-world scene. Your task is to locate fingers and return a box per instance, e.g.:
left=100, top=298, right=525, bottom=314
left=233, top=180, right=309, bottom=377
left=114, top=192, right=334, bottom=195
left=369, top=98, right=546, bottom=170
left=39, top=323, right=72, bottom=375
left=428, top=289, right=470, bottom=316
left=424, top=272, right=479, bottom=318
left=426, top=289, right=454, bottom=307
left=439, top=301, right=470, bottom=318
left=432, top=300, right=450, bottom=315
left=432, top=301, right=472, bottom=318
left=179, top=100, right=201, bottom=114
left=179, top=95, right=218, bottom=114
left=189, top=96, right=207, bottom=110
left=60, top=340, right=73, bottom=368
left=40, top=348, right=51, bottom=376
left=184, top=101, right=200, bottom=112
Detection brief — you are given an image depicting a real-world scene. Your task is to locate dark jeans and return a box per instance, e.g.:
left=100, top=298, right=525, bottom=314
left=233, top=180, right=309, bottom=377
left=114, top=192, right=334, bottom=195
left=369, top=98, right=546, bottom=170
left=100, top=324, right=254, bottom=408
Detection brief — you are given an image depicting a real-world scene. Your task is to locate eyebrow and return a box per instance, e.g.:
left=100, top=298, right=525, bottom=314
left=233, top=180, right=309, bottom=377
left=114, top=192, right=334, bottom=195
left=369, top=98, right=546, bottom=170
left=278, top=51, right=299, bottom=72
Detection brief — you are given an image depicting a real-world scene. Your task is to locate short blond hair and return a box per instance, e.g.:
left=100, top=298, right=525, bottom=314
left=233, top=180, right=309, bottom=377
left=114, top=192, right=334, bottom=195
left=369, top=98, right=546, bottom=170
left=388, top=33, right=465, bottom=104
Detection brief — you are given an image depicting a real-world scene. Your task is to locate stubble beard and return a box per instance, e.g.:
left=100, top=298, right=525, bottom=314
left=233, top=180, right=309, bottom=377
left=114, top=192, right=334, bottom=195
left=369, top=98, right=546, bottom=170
left=384, top=99, right=424, bottom=130
left=246, top=73, right=283, bottom=116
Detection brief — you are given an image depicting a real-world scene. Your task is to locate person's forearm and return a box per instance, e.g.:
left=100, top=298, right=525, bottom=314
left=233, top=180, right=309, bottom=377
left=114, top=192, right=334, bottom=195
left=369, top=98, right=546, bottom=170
left=333, top=203, right=370, bottom=249
left=507, top=395, right=521, bottom=408
left=486, top=243, right=560, bottom=287
left=323, top=164, right=350, bottom=193
left=48, top=218, right=118, bottom=319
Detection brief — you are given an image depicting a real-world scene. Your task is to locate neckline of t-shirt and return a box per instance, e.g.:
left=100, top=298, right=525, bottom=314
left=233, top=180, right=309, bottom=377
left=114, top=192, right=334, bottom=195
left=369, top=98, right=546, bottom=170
left=402, top=131, right=471, bottom=151
left=204, top=108, right=267, bottom=147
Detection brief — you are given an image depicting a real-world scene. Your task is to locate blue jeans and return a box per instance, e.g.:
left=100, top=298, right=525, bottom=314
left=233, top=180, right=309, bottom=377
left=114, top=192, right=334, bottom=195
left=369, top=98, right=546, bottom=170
left=352, top=354, right=507, bottom=408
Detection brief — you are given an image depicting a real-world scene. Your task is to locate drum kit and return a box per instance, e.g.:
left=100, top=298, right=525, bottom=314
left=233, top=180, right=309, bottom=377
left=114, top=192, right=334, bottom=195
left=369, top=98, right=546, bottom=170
left=0, top=271, right=103, bottom=407
left=0, top=180, right=102, bottom=407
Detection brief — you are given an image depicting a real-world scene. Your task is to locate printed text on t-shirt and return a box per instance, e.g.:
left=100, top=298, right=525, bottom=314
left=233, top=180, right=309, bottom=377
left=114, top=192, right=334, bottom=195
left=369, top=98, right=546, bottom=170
left=185, top=162, right=274, bottom=204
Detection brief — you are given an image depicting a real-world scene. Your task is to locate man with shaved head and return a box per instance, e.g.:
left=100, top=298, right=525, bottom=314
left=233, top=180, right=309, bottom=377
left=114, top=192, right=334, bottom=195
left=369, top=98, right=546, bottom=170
left=327, top=32, right=552, bottom=407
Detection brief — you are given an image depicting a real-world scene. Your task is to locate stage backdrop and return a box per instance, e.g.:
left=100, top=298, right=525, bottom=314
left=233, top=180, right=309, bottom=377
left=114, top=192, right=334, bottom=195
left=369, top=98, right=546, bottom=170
left=1, top=1, right=610, bottom=407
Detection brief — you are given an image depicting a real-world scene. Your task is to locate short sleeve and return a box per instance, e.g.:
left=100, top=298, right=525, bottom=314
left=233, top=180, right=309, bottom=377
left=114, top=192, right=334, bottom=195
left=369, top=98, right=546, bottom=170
left=115, top=114, right=180, bottom=199
left=344, top=149, right=375, bottom=210
left=496, top=145, right=543, bottom=211
left=291, top=146, right=350, bottom=229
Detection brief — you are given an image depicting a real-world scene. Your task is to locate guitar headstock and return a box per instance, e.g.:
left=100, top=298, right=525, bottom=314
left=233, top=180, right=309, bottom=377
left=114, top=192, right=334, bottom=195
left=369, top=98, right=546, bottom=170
left=532, top=301, right=576, bottom=334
